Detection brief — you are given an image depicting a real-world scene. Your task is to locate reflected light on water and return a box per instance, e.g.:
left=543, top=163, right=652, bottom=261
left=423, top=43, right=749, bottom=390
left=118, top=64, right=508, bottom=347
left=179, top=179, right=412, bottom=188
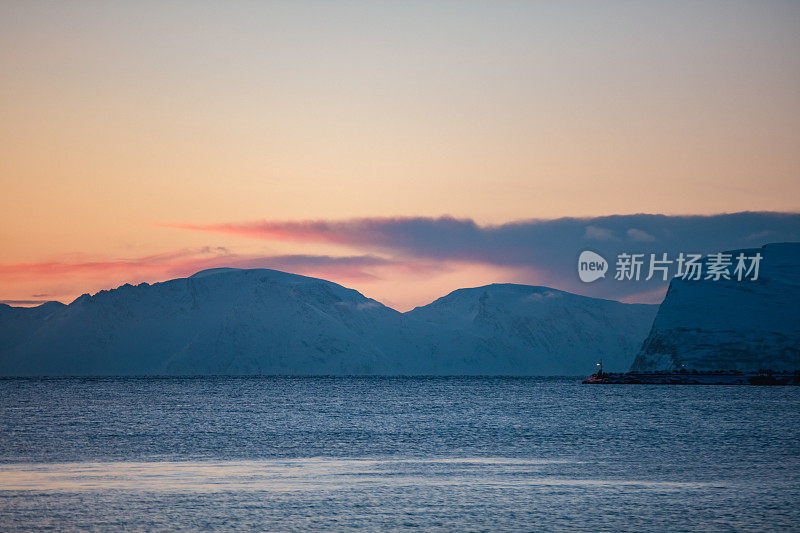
left=0, top=458, right=719, bottom=493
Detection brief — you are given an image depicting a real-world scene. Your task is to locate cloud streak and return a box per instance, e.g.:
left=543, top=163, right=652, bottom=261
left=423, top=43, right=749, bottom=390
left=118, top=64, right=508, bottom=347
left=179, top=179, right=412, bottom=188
left=5, top=212, right=799, bottom=308
left=0, top=248, right=439, bottom=305
left=169, top=212, right=800, bottom=260
left=0, top=300, right=53, bottom=306
left=0, top=250, right=403, bottom=280
left=169, top=212, right=800, bottom=302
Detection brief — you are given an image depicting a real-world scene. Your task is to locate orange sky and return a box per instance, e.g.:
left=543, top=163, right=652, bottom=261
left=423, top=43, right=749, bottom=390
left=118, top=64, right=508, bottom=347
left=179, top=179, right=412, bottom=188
left=1, top=2, right=799, bottom=309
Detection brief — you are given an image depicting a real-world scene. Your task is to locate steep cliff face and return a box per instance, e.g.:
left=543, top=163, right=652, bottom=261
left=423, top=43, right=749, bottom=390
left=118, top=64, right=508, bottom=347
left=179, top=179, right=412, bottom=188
left=631, top=243, right=800, bottom=371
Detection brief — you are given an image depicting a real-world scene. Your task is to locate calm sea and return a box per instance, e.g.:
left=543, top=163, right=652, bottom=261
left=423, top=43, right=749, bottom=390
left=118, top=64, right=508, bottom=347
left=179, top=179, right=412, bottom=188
left=0, top=377, right=798, bottom=531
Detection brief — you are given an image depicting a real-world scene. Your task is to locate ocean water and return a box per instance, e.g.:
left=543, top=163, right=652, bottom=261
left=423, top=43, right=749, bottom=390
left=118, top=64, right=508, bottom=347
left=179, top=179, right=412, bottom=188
left=0, top=377, right=798, bottom=531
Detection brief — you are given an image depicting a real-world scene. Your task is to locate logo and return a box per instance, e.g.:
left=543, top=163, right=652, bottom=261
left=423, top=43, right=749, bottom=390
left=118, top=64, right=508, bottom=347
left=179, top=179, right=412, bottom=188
left=578, top=250, right=608, bottom=283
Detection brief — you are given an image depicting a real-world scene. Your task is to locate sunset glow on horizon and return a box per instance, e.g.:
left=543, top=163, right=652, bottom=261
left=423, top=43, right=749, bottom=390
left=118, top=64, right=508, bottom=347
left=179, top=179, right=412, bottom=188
left=2, top=1, right=799, bottom=310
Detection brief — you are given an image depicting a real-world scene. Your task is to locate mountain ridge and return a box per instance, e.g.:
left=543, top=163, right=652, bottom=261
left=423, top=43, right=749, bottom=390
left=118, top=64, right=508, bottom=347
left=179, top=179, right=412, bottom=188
left=0, top=268, right=657, bottom=376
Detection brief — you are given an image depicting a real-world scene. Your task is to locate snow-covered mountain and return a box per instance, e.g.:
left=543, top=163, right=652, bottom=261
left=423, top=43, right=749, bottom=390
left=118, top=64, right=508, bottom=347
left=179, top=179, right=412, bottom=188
left=406, top=284, right=656, bottom=375
left=631, top=242, right=800, bottom=371
left=0, top=268, right=656, bottom=376
left=0, top=269, right=410, bottom=376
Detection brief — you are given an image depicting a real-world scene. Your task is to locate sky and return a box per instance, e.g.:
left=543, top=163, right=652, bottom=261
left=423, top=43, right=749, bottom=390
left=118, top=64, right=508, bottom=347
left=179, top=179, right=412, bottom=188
left=1, top=1, right=799, bottom=310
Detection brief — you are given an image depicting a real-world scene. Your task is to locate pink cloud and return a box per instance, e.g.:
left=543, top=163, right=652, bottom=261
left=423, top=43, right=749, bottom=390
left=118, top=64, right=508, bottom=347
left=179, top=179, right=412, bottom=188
left=164, top=212, right=800, bottom=304
left=164, top=216, right=479, bottom=250
left=0, top=248, right=446, bottom=306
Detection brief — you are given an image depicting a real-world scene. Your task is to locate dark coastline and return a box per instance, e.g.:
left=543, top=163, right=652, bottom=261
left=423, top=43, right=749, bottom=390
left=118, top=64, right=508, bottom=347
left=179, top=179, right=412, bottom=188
left=582, top=370, right=800, bottom=385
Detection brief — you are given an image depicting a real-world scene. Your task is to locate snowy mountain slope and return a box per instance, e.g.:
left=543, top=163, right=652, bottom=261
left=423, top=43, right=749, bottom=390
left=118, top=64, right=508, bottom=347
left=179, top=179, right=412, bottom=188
left=0, top=269, right=410, bottom=376
left=0, top=269, right=657, bottom=376
left=0, top=301, right=67, bottom=360
left=631, top=242, right=800, bottom=371
left=406, top=284, right=657, bottom=375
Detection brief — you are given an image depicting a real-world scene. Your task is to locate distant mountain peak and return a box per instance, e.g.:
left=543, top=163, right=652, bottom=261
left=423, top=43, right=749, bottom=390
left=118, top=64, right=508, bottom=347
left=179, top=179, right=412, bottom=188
left=0, top=266, right=658, bottom=376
